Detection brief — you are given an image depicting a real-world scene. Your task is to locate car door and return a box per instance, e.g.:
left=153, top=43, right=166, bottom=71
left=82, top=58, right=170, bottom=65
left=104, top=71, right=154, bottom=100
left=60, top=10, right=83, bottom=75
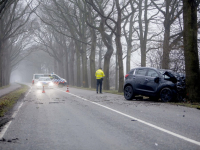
left=134, top=68, right=148, bottom=94
left=144, top=69, right=160, bottom=96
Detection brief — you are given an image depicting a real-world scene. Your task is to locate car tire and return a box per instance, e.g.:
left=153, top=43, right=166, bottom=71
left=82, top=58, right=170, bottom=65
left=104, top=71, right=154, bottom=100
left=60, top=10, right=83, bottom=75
left=160, top=88, right=173, bottom=102
left=124, top=85, right=134, bottom=100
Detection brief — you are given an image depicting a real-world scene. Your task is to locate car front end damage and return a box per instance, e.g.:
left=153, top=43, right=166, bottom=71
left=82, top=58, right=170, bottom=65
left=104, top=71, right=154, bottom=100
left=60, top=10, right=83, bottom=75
left=162, top=71, right=186, bottom=102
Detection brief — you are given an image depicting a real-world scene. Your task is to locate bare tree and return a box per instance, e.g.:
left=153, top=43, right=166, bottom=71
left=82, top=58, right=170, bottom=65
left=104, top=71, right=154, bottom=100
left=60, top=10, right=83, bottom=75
left=0, top=0, right=37, bottom=86
left=182, top=0, right=200, bottom=102
left=151, top=0, right=183, bottom=69
left=86, top=0, right=132, bottom=92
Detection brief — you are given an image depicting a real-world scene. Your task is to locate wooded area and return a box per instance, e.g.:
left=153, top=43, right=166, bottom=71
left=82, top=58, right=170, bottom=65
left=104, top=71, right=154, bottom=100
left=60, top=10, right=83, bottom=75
left=0, top=0, right=200, bottom=101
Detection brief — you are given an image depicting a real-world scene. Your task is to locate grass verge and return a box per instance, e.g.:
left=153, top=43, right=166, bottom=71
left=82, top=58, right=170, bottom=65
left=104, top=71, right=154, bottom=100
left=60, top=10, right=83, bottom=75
left=0, top=85, right=10, bottom=90
left=170, top=102, right=200, bottom=109
left=0, top=84, right=29, bottom=117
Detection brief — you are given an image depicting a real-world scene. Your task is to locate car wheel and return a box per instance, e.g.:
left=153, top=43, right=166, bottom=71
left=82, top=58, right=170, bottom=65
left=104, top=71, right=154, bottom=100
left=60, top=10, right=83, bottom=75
left=160, top=88, right=173, bottom=102
left=124, top=85, right=134, bottom=100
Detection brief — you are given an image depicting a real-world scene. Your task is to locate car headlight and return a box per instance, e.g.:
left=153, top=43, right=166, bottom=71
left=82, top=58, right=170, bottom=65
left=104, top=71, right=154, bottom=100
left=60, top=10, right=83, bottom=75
left=36, top=82, right=42, bottom=86
left=49, top=82, right=54, bottom=86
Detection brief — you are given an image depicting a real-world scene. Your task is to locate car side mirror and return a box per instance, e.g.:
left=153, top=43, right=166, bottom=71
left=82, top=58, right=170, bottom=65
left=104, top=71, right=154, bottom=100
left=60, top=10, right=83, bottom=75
left=154, top=77, right=159, bottom=83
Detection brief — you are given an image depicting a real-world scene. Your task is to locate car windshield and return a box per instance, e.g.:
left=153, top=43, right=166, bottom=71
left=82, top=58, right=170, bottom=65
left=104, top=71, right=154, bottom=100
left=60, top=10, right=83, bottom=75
left=35, top=75, right=44, bottom=79
left=39, top=77, right=51, bottom=81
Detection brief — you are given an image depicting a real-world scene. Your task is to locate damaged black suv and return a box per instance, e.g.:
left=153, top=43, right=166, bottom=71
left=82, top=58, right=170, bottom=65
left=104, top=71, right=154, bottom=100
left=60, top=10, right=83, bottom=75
left=123, top=67, right=185, bottom=102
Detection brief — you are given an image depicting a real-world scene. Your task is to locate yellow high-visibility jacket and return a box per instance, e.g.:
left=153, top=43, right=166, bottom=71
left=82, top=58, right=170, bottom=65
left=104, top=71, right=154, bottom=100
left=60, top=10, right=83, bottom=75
left=95, top=69, right=105, bottom=79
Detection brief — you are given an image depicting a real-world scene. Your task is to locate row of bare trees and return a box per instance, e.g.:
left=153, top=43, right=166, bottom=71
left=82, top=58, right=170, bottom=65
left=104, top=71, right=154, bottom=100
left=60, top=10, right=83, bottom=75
left=0, top=0, right=199, bottom=101
left=34, top=0, right=200, bottom=101
left=0, top=0, right=39, bottom=86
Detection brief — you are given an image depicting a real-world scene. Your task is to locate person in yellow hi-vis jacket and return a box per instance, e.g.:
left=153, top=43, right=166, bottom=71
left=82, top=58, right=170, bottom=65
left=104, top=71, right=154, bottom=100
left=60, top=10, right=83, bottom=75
left=95, top=67, right=105, bottom=94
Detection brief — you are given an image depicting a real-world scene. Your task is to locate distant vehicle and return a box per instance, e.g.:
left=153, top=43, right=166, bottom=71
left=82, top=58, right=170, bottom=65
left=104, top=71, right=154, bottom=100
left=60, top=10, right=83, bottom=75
left=50, top=74, right=67, bottom=87
left=32, top=74, right=67, bottom=87
left=36, top=77, right=54, bottom=89
left=123, top=67, right=186, bottom=102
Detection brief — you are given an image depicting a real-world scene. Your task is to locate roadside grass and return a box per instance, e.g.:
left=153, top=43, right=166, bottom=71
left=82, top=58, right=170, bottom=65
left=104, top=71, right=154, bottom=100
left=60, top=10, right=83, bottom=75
left=0, top=84, right=29, bottom=117
left=0, top=85, right=10, bottom=90
left=170, top=102, right=200, bottom=109
left=69, top=86, right=200, bottom=109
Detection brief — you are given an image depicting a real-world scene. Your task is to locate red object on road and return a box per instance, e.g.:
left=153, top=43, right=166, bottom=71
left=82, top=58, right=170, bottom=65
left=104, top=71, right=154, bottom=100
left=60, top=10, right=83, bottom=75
left=42, top=86, right=45, bottom=93
left=66, top=85, right=69, bottom=92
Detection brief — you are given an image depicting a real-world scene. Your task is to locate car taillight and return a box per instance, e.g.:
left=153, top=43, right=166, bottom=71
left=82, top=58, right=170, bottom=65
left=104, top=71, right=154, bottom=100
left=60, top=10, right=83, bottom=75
left=125, top=74, right=129, bottom=78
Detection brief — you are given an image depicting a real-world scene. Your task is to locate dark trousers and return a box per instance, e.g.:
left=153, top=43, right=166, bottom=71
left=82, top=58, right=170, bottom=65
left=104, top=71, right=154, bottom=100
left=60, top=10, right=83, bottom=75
left=96, top=79, right=103, bottom=93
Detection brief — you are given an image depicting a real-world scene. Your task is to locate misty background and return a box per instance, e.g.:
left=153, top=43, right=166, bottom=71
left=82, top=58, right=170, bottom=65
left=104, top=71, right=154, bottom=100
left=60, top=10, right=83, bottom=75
left=0, top=0, right=200, bottom=94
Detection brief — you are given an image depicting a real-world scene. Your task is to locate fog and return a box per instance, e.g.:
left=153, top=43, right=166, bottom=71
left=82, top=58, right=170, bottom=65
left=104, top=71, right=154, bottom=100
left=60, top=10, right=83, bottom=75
left=1, top=0, right=199, bottom=93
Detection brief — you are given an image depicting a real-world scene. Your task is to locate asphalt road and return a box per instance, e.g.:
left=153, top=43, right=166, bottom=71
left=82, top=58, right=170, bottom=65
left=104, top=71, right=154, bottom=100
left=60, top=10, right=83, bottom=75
left=0, top=84, right=200, bottom=150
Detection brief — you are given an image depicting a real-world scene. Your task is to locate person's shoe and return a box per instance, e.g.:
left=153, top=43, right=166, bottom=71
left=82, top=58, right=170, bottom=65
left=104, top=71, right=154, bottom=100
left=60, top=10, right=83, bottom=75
left=97, top=92, right=98, bottom=94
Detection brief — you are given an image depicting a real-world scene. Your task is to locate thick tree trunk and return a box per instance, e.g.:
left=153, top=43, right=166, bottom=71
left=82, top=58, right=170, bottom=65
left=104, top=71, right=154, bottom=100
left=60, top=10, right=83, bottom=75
left=100, top=23, right=113, bottom=90
left=115, top=35, right=124, bottom=93
left=65, top=51, right=69, bottom=84
left=58, top=61, right=64, bottom=78
left=138, top=0, right=148, bottom=67
left=162, top=28, right=170, bottom=69
left=54, top=59, right=58, bottom=74
left=141, top=44, right=146, bottom=67
left=115, top=52, right=118, bottom=90
left=0, top=41, right=2, bottom=87
left=126, top=44, right=131, bottom=72
left=98, top=41, right=103, bottom=68
left=162, top=1, right=170, bottom=69
left=69, top=42, right=75, bottom=86
left=76, top=46, right=81, bottom=87
left=183, top=0, right=200, bottom=102
left=102, top=41, right=113, bottom=90
left=81, top=50, right=88, bottom=88
left=89, top=29, right=96, bottom=88
left=115, top=3, right=124, bottom=93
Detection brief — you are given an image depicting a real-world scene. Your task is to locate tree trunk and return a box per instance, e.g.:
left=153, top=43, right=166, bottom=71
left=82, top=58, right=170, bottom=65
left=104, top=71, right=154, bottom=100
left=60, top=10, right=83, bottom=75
left=138, top=0, right=148, bottom=67
left=162, top=28, right=170, bottom=69
left=0, top=41, right=2, bottom=87
left=65, top=51, right=69, bottom=84
left=102, top=42, right=113, bottom=90
left=115, top=52, right=118, bottom=90
left=162, top=1, right=170, bottom=69
left=183, top=0, right=200, bottom=102
left=54, top=59, right=58, bottom=74
left=116, top=1, right=124, bottom=93
left=81, top=49, right=88, bottom=88
left=89, top=29, right=96, bottom=88
left=69, top=41, right=75, bottom=86
left=100, top=21, right=114, bottom=90
left=76, top=46, right=81, bottom=87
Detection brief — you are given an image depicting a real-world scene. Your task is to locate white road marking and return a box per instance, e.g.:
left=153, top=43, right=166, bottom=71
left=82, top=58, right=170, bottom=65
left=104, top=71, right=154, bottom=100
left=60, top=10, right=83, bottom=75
left=57, top=89, right=200, bottom=146
left=0, top=86, right=32, bottom=139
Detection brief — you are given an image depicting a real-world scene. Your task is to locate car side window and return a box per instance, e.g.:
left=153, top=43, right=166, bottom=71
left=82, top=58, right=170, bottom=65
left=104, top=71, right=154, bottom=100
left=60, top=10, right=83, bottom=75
left=147, top=70, right=159, bottom=77
left=135, top=68, right=147, bottom=76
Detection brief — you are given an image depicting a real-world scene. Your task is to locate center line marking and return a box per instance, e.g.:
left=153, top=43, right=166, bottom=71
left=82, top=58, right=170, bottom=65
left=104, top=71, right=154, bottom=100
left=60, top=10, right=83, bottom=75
left=56, top=89, right=200, bottom=146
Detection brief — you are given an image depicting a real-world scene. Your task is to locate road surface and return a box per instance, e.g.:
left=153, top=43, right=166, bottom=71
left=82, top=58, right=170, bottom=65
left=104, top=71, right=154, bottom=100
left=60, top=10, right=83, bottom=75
left=0, top=84, right=200, bottom=150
